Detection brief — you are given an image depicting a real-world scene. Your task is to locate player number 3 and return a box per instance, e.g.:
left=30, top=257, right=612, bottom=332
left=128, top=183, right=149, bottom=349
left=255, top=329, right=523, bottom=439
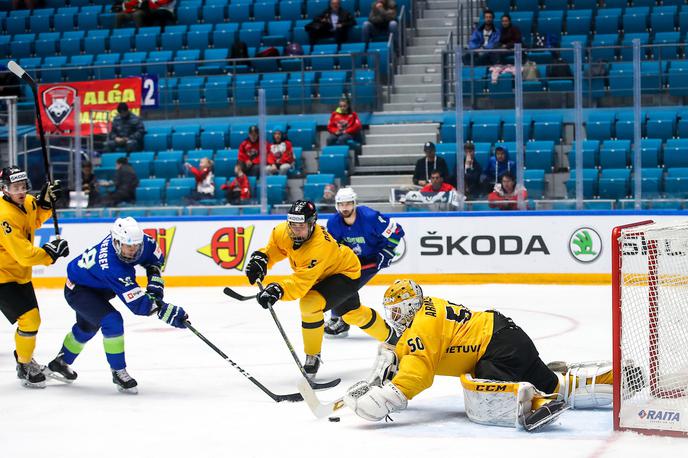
left=2, top=221, right=11, bottom=234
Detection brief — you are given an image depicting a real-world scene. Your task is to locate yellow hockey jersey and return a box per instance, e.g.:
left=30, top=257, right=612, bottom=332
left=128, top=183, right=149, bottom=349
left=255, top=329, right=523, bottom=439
left=392, top=297, right=495, bottom=400
left=0, top=194, right=54, bottom=284
left=259, top=222, right=361, bottom=301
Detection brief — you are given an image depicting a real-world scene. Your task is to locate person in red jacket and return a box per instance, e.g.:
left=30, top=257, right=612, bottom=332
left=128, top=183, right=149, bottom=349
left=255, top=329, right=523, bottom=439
left=267, top=129, right=295, bottom=176
left=326, top=97, right=362, bottom=146
left=222, top=162, right=251, bottom=205
left=183, top=157, right=215, bottom=201
left=420, top=170, right=456, bottom=193
left=488, top=171, right=528, bottom=210
left=238, top=125, right=263, bottom=177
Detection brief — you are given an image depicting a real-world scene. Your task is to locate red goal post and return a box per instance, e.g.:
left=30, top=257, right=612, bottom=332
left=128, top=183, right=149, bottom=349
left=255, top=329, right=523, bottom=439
left=612, top=220, right=688, bottom=437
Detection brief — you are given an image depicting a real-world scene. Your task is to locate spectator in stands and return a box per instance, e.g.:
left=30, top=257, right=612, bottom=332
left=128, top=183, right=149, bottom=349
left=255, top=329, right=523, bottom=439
left=413, top=142, right=449, bottom=186
left=306, top=0, right=356, bottom=46
left=184, top=157, right=215, bottom=201
left=82, top=161, right=100, bottom=208
left=488, top=171, right=528, bottom=210
left=467, top=9, right=500, bottom=65
left=238, top=125, right=261, bottom=177
left=319, top=183, right=337, bottom=212
left=222, top=162, right=251, bottom=205
left=498, top=14, right=522, bottom=51
left=267, top=129, right=295, bottom=176
left=101, top=157, right=139, bottom=207
left=464, top=142, right=483, bottom=199
left=115, top=0, right=177, bottom=29
left=326, top=97, right=362, bottom=146
left=363, top=0, right=398, bottom=44
left=482, top=145, right=515, bottom=192
left=421, top=170, right=456, bottom=193
left=105, top=103, right=145, bottom=153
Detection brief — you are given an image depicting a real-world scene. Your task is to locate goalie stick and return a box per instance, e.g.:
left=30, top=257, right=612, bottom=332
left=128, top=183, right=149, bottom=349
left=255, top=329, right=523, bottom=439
left=184, top=320, right=303, bottom=402
left=223, top=285, right=341, bottom=390
left=297, top=378, right=346, bottom=419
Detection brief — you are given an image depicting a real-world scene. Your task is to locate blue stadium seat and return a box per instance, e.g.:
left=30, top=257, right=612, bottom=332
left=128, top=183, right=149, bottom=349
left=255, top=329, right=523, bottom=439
left=646, top=111, right=676, bottom=141
left=177, top=76, right=204, bottom=111
left=166, top=178, right=194, bottom=206
left=279, top=0, right=303, bottom=21
left=622, top=7, right=650, bottom=34
left=234, top=74, right=259, bottom=107
left=565, top=10, right=592, bottom=36
left=598, top=168, right=630, bottom=200
left=212, top=23, right=239, bottom=49
left=264, top=20, right=292, bottom=47
left=471, top=114, right=501, bottom=144
left=651, top=6, right=678, bottom=33
left=59, top=31, right=84, bottom=56
left=5, top=15, right=27, bottom=35
left=265, top=175, right=287, bottom=204
left=310, top=44, right=338, bottom=71
left=663, top=139, right=688, bottom=168
left=319, top=71, right=347, bottom=104
left=35, top=32, right=60, bottom=58
left=214, top=151, right=239, bottom=178
left=486, top=0, right=511, bottom=12
left=566, top=169, right=598, bottom=199
left=367, top=42, right=390, bottom=78
left=287, top=71, right=316, bottom=108
left=523, top=169, right=545, bottom=200
left=669, top=61, right=688, bottom=97
left=262, top=73, right=288, bottom=107
left=306, top=0, right=329, bottom=19
left=609, top=62, right=662, bottom=97
left=514, top=0, right=538, bottom=10
left=10, top=34, right=35, bottom=59
left=630, top=168, right=664, bottom=198
left=198, top=48, right=229, bottom=75
left=129, top=152, right=156, bottom=178
left=65, top=54, right=94, bottom=82
left=532, top=114, right=563, bottom=142
left=501, top=113, right=532, bottom=142
left=201, top=4, right=226, bottom=24
left=176, top=4, right=200, bottom=25
left=186, top=149, right=214, bottom=162
left=161, top=28, right=187, bottom=52
left=582, top=62, right=607, bottom=99
left=209, top=207, right=241, bottom=216
left=525, top=141, right=555, bottom=171
left=287, top=120, right=317, bottom=149
left=639, top=139, right=662, bottom=169
left=187, top=24, right=213, bottom=50
left=537, top=10, right=564, bottom=36
left=653, top=32, right=681, bottom=61
left=18, top=57, right=41, bottom=74
left=351, top=69, right=376, bottom=108
left=339, top=43, right=367, bottom=70
left=147, top=50, right=173, bottom=77
left=229, top=2, right=252, bottom=23
left=599, top=140, right=631, bottom=169
left=41, top=56, right=67, bottom=83
left=120, top=52, right=147, bottom=78
left=93, top=53, right=120, bottom=80
left=199, top=126, right=228, bottom=152
left=591, top=34, right=618, bottom=62
left=77, top=10, right=99, bottom=30
left=154, top=151, right=184, bottom=179
left=570, top=0, right=597, bottom=9
left=254, top=0, right=278, bottom=21
left=586, top=112, right=615, bottom=141
left=229, top=124, right=253, bottom=148
left=319, top=153, right=348, bottom=180
left=615, top=111, right=642, bottom=141
left=663, top=167, right=688, bottom=198
left=109, top=28, right=136, bottom=54
left=241, top=22, right=265, bottom=48
left=173, top=49, right=200, bottom=77
left=253, top=47, right=283, bottom=73
left=510, top=11, right=534, bottom=35
left=29, top=14, right=51, bottom=34
left=171, top=129, right=198, bottom=151
left=292, top=19, right=311, bottom=46
left=204, top=75, right=232, bottom=110
left=136, top=178, right=166, bottom=206
left=568, top=140, right=599, bottom=169
left=620, top=33, right=649, bottom=61
left=83, top=33, right=107, bottom=55
left=144, top=132, right=170, bottom=152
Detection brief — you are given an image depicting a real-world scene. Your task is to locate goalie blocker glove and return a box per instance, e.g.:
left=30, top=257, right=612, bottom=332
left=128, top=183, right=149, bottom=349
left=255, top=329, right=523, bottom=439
left=157, top=302, right=188, bottom=328
left=43, top=239, right=69, bottom=263
left=37, top=180, right=63, bottom=210
left=256, top=282, right=283, bottom=309
left=245, top=251, right=268, bottom=285
left=145, top=265, right=165, bottom=300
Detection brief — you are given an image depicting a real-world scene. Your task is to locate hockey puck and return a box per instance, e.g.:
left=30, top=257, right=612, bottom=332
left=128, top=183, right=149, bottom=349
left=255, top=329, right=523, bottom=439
left=328, top=416, right=340, bottom=422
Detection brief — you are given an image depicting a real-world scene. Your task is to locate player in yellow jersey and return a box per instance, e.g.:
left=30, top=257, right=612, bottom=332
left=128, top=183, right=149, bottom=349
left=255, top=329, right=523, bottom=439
left=0, top=167, right=70, bottom=388
left=344, top=280, right=641, bottom=430
left=244, top=200, right=396, bottom=377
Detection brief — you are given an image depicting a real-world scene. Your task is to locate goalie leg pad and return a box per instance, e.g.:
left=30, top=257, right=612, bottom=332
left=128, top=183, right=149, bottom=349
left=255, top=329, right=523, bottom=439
left=460, top=374, right=544, bottom=428
left=344, top=380, right=407, bottom=422
left=556, top=360, right=613, bottom=409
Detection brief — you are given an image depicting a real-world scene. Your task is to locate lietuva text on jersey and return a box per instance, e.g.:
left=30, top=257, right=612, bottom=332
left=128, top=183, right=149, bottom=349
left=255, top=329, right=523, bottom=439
left=66, top=234, right=163, bottom=316
left=392, top=297, right=495, bottom=400
left=326, top=206, right=404, bottom=258
left=0, top=194, right=53, bottom=284
left=259, top=222, right=360, bottom=301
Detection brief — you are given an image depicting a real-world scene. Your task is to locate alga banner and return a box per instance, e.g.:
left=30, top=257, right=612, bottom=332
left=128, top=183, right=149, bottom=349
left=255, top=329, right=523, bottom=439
left=37, top=77, right=142, bottom=136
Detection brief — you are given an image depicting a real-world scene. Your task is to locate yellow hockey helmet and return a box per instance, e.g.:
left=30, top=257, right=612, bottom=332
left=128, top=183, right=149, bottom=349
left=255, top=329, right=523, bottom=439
left=383, top=279, right=423, bottom=336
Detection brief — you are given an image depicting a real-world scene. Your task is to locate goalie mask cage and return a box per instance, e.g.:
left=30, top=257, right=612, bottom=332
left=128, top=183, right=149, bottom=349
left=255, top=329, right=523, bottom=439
left=613, top=220, right=688, bottom=436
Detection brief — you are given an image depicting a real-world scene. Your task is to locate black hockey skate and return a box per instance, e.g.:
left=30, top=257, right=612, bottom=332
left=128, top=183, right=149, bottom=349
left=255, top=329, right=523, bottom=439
left=14, top=351, right=46, bottom=389
left=324, top=317, right=349, bottom=338
left=112, top=368, right=138, bottom=394
left=46, top=354, right=78, bottom=383
left=523, top=400, right=569, bottom=432
left=304, top=354, right=322, bottom=379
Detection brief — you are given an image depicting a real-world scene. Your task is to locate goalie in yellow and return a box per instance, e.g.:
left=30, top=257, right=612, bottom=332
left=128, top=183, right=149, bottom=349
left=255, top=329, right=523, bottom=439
left=0, top=167, right=70, bottom=389
left=343, top=280, right=644, bottom=431
left=244, top=200, right=396, bottom=377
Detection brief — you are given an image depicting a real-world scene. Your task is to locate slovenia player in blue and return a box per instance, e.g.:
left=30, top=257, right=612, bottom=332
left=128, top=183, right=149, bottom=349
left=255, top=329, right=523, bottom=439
left=45, top=217, right=188, bottom=394
left=324, top=187, right=405, bottom=337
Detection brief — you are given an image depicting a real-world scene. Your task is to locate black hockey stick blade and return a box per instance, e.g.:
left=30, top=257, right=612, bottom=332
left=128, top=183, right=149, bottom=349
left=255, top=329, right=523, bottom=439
left=223, top=286, right=255, bottom=301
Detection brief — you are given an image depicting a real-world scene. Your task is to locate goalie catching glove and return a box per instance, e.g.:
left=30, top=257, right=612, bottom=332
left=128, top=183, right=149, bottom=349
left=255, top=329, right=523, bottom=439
left=256, top=282, right=283, bottom=309
left=343, top=380, right=408, bottom=421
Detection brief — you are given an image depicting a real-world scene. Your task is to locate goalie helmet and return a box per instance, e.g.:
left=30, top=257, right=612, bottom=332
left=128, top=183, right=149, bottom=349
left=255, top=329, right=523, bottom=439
left=110, top=217, right=144, bottom=263
left=383, top=279, right=424, bottom=336
left=287, top=200, right=317, bottom=246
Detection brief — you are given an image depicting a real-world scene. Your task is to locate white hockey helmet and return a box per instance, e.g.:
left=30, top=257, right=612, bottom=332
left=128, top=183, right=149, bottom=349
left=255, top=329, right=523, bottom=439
left=110, top=217, right=144, bottom=263
left=383, top=279, right=424, bottom=336
left=335, top=187, right=357, bottom=211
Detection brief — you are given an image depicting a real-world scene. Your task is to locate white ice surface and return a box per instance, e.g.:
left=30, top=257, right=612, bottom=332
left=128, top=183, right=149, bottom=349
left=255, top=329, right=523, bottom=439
left=1, top=284, right=686, bottom=458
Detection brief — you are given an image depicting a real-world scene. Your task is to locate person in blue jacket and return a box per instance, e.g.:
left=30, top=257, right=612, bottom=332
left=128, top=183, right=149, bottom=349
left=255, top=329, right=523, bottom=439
left=325, top=187, right=405, bottom=337
left=45, top=217, right=188, bottom=394
left=467, top=9, right=501, bottom=65
left=482, top=145, right=516, bottom=193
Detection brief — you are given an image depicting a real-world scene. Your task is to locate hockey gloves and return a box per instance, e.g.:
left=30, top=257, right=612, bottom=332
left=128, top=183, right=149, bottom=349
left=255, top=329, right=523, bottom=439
left=245, top=251, right=268, bottom=285
left=377, top=245, right=396, bottom=270
left=256, top=282, right=283, bottom=309
left=43, top=239, right=70, bottom=263
left=145, top=265, right=165, bottom=300
left=37, top=180, right=63, bottom=210
left=343, top=380, right=408, bottom=422
left=157, top=302, right=188, bottom=329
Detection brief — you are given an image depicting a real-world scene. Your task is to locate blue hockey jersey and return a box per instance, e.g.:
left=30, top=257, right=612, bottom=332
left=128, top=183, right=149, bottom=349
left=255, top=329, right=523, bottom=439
left=326, top=206, right=404, bottom=261
left=66, top=234, right=164, bottom=316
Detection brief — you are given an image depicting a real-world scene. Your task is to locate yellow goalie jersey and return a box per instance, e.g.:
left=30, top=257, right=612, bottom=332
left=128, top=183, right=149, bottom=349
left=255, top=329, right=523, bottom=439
left=392, top=297, right=495, bottom=400
left=259, top=222, right=361, bottom=301
left=0, top=194, right=54, bottom=284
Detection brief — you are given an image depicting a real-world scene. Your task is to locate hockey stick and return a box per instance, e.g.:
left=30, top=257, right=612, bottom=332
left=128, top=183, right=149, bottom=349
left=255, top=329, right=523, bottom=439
left=7, top=60, right=60, bottom=238
left=297, top=378, right=346, bottom=419
left=223, top=284, right=340, bottom=389
left=184, top=320, right=303, bottom=402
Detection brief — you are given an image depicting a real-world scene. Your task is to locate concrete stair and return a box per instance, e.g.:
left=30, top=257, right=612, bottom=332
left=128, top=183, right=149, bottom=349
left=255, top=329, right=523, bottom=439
left=350, top=175, right=415, bottom=202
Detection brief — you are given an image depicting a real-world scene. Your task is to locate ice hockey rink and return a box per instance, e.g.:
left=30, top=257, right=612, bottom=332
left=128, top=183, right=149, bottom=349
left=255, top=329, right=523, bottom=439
left=1, top=284, right=686, bottom=458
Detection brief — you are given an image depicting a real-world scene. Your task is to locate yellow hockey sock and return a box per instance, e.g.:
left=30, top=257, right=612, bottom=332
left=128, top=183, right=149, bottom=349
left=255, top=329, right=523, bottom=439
left=15, top=308, right=41, bottom=364
left=342, top=305, right=391, bottom=343
left=300, top=291, right=326, bottom=355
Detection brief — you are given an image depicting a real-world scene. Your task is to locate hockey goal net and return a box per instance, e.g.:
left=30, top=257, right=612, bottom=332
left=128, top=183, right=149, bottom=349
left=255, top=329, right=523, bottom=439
left=613, top=220, right=688, bottom=436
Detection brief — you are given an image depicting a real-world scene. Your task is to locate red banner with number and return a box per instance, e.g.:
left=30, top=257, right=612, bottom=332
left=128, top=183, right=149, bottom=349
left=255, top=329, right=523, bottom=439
left=37, top=78, right=142, bottom=136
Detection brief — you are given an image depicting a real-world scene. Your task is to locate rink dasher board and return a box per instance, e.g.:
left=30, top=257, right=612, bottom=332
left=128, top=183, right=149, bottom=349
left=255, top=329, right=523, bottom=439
left=29, top=211, right=688, bottom=287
